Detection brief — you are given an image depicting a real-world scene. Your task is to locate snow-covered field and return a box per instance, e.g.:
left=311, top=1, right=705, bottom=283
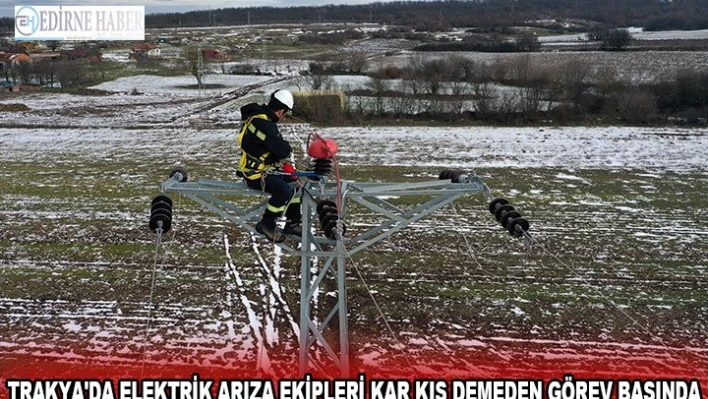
left=91, top=74, right=274, bottom=96
left=1, top=91, right=707, bottom=379
left=327, top=126, right=708, bottom=170
left=374, top=51, right=708, bottom=83
left=539, top=28, right=708, bottom=43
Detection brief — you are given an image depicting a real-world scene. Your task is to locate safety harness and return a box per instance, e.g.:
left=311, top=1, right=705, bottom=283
left=237, top=113, right=303, bottom=216
left=237, top=113, right=271, bottom=180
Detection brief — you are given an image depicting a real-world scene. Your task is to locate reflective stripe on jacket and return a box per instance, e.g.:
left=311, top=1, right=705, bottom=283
left=237, top=113, right=270, bottom=180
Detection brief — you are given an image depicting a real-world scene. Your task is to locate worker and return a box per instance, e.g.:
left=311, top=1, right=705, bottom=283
left=237, top=89, right=301, bottom=243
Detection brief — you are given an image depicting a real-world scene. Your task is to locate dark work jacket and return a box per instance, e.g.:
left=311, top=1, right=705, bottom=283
left=239, top=103, right=292, bottom=165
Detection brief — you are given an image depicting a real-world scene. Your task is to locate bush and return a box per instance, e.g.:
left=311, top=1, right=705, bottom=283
left=306, top=59, right=367, bottom=75
left=412, top=19, right=452, bottom=32
left=676, top=70, right=708, bottom=108
left=674, top=106, right=708, bottom=125
left=305, top=63, right=334, bottom=90
left=614, top=88, right=658, bottom=123
left=56, top=61, right=88, bottom=88
left=415, top=35, right=531, bottom=52
left=229, top=63, right=259, bottom=75
left=292, top=91, right=346, bottom=124
left=601, top=29, right=632, bottom=51
left=517, top=32, right=541, bottom=52
left=414, top=41, right=487, bottom=52
left=0, top=103, right=31, bottom=112
left=650, top=70, right=708, bottom=114
left=372, top=65, right=404, bottom=80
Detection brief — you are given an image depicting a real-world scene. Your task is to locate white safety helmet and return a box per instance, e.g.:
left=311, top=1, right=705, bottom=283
left=270, top=89, right=294, bottom=111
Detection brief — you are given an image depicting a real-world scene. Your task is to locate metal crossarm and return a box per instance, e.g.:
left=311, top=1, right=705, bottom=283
left=159, top=173, right=488, bottom=377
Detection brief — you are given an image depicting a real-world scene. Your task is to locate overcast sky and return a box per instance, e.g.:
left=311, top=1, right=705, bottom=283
left=1, top=0, right=396, bottom=17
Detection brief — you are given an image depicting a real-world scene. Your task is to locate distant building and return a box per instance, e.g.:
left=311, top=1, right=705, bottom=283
left=202, top=49, right=225, bottom=60
left=157, top=36, right=177, bottom=44
left=0, top=52, right=32, bottom=73
left=10, top=54, right=32, bottom=63
left=130, top=43, right=161, bottom=58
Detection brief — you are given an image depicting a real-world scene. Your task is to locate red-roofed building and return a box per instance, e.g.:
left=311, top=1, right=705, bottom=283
left=130, top=43, right=161, bottom=58
left=202, top=49, right=226, bottom=60
left=0, top=52, right=32, bottom=73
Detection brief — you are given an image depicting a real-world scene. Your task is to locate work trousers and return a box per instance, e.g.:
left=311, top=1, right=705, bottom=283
left=245, top=175, right=301, bottom=230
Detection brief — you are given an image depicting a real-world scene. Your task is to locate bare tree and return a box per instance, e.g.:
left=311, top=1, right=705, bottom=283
left=507, top=54, right=533, bottom=83
left=446, top=55, right=470, bottom=113
left=517, top=32, right=541, bottom=52
left=489, top=58, right=512, bottom=83
left=425, top=97, right=444, bottom=114
left=497, top=91, right=520, bottom=115
left=558, top=61, right=592, bottom=110
left=421, top=58, right=447, bottom=95
left=46, top=40, right=61, bottom=51
left=471, top=82, right=498, bottom=116
left=56, top=61, right=87, bottom=88
left=307, top=73, right=333, bottom=91
left=594, top=66, right=623, bottom=95
left=391, top=80, right=417, bottom=116
left=182, top=47, right=206, bottom=87
left=2, top=63, right=11, bottom=83
left=463, top=59, right=492, bottom=84
left=292, top=73, right=307, bottom=91
left=14, top=61, right=33, bottom=85
left=347, top=52, right=369, bottom=74
left=519, top=84, right=545, bottom=114
left=342, top=82, right=367, bottom=116
left=405, top=53, right=426, bottom=95
left=366, top=77, right=390, bottom=115
left=616, top=88, right=657, bottom=122
left=306, top=62, right=333, bottom=90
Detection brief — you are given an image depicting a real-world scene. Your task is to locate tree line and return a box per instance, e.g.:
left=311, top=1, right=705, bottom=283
left=291, top=55, right=708, bottom=126
left=1, top=0, right=707, bottom=36
left=142, top=0, right=708, bottom=32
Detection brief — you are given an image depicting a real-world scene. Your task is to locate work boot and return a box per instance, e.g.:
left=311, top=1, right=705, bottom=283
left=256, top=221, right=285, bottom=243
left=282, top=222, right=302, bottom=237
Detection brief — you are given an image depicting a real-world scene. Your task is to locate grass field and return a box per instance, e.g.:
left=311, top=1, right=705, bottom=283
left=0, top=91, right=707, bottom=381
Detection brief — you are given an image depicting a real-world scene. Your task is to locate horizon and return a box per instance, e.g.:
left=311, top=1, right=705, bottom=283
left=0, top=0, right=411, bottom=18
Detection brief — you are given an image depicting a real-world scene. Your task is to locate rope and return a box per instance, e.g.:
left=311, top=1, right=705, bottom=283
left=140, top=226, right=162, bottom=378
left=226, top=232, right=272, bottom=374
left=332, top=155, right=342, bottom=215
left=140, top=194, right=181, bottom=378
left=513, top=229, right=704, bottom=361
left=451, top=199, right=700, bottom=363
left=523, top=230, right=674, bottom=343
left=449, top=203, right=500, bottom=278
left=343, top=247, right=416, bottom=371
left=329, top=159, right=413, bottom=371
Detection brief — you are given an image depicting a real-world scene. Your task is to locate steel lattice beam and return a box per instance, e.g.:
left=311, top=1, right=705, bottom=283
left=160, top=174, right=488, bottom=376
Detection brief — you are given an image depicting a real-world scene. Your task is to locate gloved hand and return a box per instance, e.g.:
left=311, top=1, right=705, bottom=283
left=281, top=161, right=298, bottom=182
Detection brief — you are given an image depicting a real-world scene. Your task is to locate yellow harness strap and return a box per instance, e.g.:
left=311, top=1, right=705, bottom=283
left=237, top=114, right=271, bottom=180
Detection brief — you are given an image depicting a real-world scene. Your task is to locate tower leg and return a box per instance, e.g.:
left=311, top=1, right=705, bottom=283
left=336, top=224, right=350, bottom=376
left=299, top=195, right=313, bottom=375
